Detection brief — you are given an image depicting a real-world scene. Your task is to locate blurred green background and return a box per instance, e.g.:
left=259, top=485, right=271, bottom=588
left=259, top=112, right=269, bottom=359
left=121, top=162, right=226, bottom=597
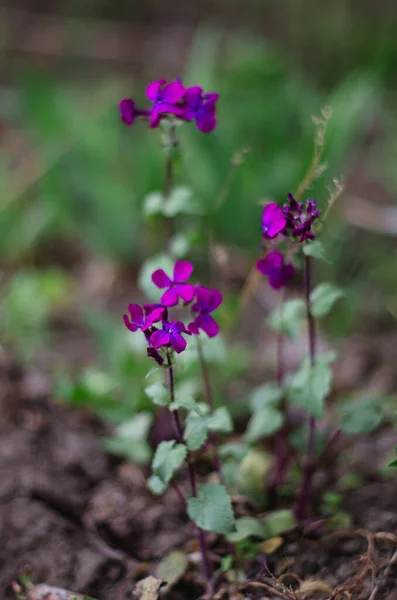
left=1, top=1, right=397, bottom=426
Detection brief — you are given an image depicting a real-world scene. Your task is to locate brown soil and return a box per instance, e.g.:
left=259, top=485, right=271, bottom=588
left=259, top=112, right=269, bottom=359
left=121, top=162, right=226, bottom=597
left=0, top=360, right=396, bottom=600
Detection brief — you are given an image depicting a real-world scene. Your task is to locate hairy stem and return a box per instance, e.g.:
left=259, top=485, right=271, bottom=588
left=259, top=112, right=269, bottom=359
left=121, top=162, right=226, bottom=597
left=295, top=254, right=317, bottom=522
left=166, top=351, right=213, bottom=589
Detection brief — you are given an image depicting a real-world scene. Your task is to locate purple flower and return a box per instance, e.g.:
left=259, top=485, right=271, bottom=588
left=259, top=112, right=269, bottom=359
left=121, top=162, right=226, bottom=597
left=183, top=86, right=219, bottom=133
left=283, top=193, right=321, bottom=243
left=123, top=304, right=164, bottom=333
left=188, top=286, right=222, bottom=338
left=146, top=79, right=186, bottom=128
left=119, top=98, right=149, bottom=126
left=262, top=203, right=287, bottom=239
left=256, top=252, right=295, bottom=290
left=152, top=260, right=195, bottom=307
left=147, top=347, right=164, bottom=366
left=150, top=320, right=191, bottom=354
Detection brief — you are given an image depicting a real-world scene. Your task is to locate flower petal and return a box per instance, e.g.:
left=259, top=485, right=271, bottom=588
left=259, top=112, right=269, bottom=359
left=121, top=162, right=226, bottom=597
left=208, top=289, right=223, bottom=312
left=170, top=332, right=187, bottom=353
left=173, top=260, right=194, bottom=283
left=146, top=79, right=166, bottom=102
left=119, top=98, right=137, bottom=126
left=162, top=81, right=186, bottom=104
left=149, top=105, right=162, bottom=128
left=150, top=330, right=170, bottom=349
left=196, top=314, right=220, bottom=338
left=170, top=320, right=190, bottom=334
left=182, top=107, right=196, bottom=121
left=175, top=283, right=195, bottom=303
left=127, top=303, right=144, bottom=325
left=123, top=314, right=139, bottom=332
left=194, top=286, right=211, bottom=312
left=144, top=307, right=165, bottom=329
left=262, top=203, right=286, bottom=239
left=204, top=93, right=219, bottom=104
left=196, top=111, right=216, bottom=133
left=256, top=252, right=283, bottom=276
left=268, top=273, right=284, bottom=290
left=152, top=269, right=172, bottom=288
left=161, top=288, right=179, bottom=306
left=185, top=85, right=203, bottom=109
left=188, top=319, right=200, bottom=335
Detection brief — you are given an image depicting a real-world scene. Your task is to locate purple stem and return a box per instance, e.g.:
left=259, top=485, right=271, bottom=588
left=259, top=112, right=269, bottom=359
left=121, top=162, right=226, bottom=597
left=294, top=254, right=317, bottom=522
left=166, top=352, right=214, bottom=591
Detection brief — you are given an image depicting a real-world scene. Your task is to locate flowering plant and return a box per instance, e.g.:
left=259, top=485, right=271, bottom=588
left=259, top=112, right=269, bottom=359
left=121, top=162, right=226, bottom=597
left=116, top=82, right=392, bottom=593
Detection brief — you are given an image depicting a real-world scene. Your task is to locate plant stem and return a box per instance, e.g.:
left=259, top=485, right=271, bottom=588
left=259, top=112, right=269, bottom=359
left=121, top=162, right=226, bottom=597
left=162, top=123, right=177, bottom=246
left=196, top=336, right=222, bottom=478
left=166, top=351, right=213, bottom=590
left=295, top=254, right=317, bottom=522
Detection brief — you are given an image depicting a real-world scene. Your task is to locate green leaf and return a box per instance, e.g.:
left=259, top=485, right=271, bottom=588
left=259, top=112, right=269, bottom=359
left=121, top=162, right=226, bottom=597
left=249, top=383, right=283, bottom=411
left=104, top=413, right=152, bottom=465
left=145, top=365, right=163, bottom=379
left=184, top=412, right=210, bottom=451
left=208, top=407, right=234, bottom=433
left=187, top=483, right=235, bottom=534
left=138, top=254, right=174, bottom=301
left=221, top=554, right=234, bottom=572
left=244, top=407, right=283, bottom=443
left=143, top=191, right=165, bottom=217
left=303, top=241, right=332, bottom=263
left=184, top=407, right=233, bottom=450
left=389, top=459, right=397, bottom=468
left=288, top=357, right=333, bottom=419
left=267, top=298, right=306, bottom=339
left=147, top=475, right=167, bottom=495
left=156, top=551, right=188, bottom=589
left=236, top=450, right=272, bottom=504
left=227, top=517, right=268, bottom=542
left=145, top=382, right=169, bottom=406
left=339, top=399, right=383, bottom=435
left=310, top=283, right=344, bottom=318
left=262, top=509, right=296, bottom=537
left=164, top=186, right=202, bottom=217
left=169, top=396, right=200, bottom=413
left=169, top=233, right=192, bottom=258
left=219, top=442, right=249, bottom=461
left=152, top=440, right=187, bottom=485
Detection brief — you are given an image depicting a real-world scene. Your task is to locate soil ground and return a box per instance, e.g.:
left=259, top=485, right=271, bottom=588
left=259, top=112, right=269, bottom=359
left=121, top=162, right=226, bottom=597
left=0, top=355, right=396, bottom=600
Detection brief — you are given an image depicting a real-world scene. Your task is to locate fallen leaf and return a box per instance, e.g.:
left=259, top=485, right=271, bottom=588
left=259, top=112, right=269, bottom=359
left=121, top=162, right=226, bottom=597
left=134, top=576, right=165, bottom=600
left=25, top=584, right=91, bottom=599
left=260, top=536, right=283, bottom=554
left=296, top=578, right=334, bottom=599
left=155, top=551, right=188, bottom=590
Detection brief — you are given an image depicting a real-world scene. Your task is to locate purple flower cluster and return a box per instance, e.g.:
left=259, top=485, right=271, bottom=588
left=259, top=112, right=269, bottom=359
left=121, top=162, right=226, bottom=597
left=256, top=195, right=321, bottom=290
left=283, top=193, right=321, bottom=243
left=119, top=79, right=219, bottom=134
left=124, top=261, right=223, bottom=362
